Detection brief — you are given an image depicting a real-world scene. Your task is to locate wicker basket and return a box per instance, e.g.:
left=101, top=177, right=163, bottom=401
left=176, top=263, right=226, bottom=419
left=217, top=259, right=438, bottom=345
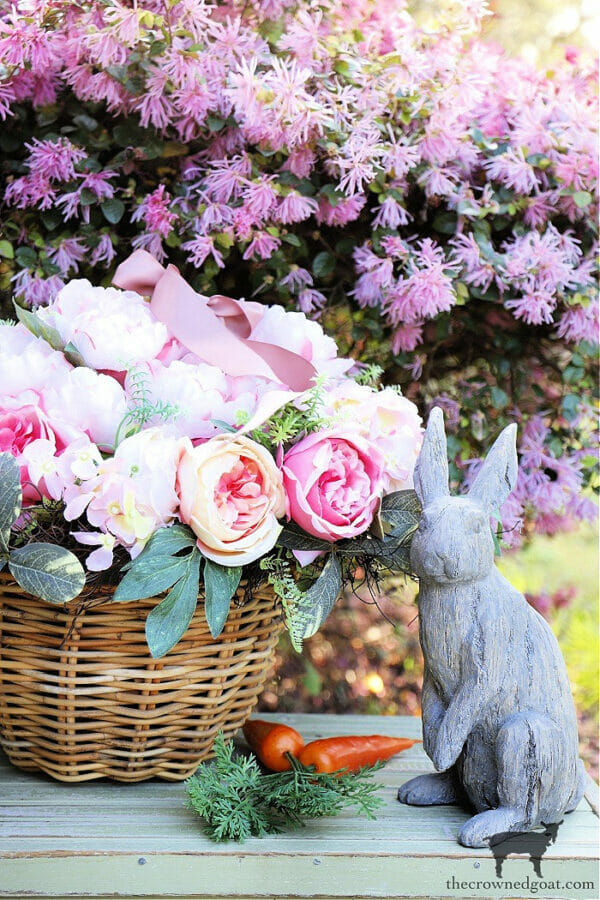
left=0, top=573, right=282, bottom=782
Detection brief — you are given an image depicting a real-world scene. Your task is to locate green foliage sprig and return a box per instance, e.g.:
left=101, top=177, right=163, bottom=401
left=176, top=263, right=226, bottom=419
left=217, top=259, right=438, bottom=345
left=237, top=375, right=332, bottom=452
left=185, top=733, right=384, bottom=842
left=114, top=365, right=180, bottom=447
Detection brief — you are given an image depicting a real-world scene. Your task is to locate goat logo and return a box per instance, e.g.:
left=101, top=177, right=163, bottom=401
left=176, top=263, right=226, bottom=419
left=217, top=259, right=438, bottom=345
left=489, top=822, right=562, bottom=877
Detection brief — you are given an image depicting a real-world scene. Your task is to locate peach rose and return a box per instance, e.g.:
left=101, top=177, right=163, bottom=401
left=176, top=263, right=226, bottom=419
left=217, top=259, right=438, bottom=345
left=177, top=435, right=285, bottom=566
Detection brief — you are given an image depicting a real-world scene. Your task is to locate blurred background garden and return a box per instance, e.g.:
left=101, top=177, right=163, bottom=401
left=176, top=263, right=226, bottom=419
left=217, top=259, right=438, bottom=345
left=255, top=0, right=599, bottom=777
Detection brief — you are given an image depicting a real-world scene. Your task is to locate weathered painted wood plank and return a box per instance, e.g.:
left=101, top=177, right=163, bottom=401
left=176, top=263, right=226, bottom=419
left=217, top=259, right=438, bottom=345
left=0, top=714, right=597, bottom=899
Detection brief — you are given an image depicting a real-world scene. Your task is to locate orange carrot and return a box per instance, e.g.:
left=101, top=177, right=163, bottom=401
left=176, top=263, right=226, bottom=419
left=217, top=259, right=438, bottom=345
left=298, top=735, right=420, bottom=773
left=243, top=719, right=305, bottom=772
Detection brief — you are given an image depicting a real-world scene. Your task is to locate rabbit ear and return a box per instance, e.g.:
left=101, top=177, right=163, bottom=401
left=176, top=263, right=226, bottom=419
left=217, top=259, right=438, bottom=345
left=414, top=407, right=449, bottom=506
left=468, top=423, right=518, bottom=514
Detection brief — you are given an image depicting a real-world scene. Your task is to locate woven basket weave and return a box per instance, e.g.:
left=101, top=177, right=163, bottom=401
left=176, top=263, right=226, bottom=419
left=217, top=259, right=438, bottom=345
left=0, top=573, right=282, bottom=782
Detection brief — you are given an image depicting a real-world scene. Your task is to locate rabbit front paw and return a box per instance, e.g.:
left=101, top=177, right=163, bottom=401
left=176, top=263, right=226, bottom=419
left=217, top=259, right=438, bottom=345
left=432, top=723, right=464, bottom=772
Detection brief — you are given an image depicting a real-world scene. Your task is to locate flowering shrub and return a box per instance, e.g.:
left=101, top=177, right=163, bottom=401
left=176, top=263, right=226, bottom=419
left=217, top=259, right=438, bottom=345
left=0, top=0, right=597, bottom=545
left=0, top=254, right=423, bottom=655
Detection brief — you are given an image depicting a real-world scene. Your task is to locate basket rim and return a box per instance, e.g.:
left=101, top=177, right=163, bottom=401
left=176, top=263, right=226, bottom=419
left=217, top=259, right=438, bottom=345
left=0, top=569, right=275, bottom=612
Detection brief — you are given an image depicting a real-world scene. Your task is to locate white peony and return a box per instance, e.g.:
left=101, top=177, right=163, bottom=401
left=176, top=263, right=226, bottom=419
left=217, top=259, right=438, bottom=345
left=36, top=280, right=169, bottom=371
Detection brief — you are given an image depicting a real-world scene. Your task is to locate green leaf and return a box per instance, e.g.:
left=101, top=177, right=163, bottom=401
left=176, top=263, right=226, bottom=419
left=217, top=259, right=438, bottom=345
left=432, top=212, right=458, bottom=234
left=380, top=490, right=421, bottom=516
left=0, top=240, right=14, bottom=259
left=561, top=394, right=580, bottom=422
left=79, top=187, right=97, bottom=206
left=113, top=553, right=192, bottom=602
left=13, top=302, right=64, bottom=352
left=207, top=115, right=225, bottom=132
left=73, top=113, right=99, bottom=131
left=145, top=553, right=201, bottom=658
left=277, top=522, right=332, bottom=553
left=312, top=251, right=336, bottom=279
left=203, top=560, right=242, bottom=638
left=15, top=246, right=37, bottom=267
left=101, top=198, right=125, bottom=224
left=0, top=453, right=22, bottom=557
left=381, top=508, right=419, bottom=536
left=573, top=190, right=592, bottom=209
left=490, top=386, right=509, bottom=410
left=61, top=342, right=86, bottom=367
left=290, top=554, right=341, bottom=647
left=143, top=524, right=197, bottom=557
left=8, top=543, right=85, bottom=604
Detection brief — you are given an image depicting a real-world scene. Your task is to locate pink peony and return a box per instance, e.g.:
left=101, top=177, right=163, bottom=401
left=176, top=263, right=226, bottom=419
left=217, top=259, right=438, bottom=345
left=282, top=431, right=385, bottom=541
left=322, top=383, right=423, bottom=491
left=177, top=435, right=285, bottom=566
left=0, top=392, right=60, bottom=502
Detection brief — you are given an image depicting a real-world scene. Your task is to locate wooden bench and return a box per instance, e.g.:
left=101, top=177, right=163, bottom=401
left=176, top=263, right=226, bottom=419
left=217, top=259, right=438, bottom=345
left=1, top=713, right=598, bottom=900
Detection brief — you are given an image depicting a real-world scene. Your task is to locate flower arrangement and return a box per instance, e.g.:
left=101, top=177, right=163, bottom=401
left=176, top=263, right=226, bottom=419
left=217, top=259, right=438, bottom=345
left=0, top=0, right=597, bottom=552
left=0, top=249, right=422, bottom=657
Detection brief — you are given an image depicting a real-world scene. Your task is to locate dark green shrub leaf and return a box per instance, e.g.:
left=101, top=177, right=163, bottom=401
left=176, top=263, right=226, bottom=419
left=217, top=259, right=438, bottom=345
left=9, top=543, right=85, bottom=604
left=145, top=553, right=201, bottom=658
left=204, top=560, right=242, bottom=638
left=312, top=251, right=336, bottom=279
left=101, top=198, right=125, bottom=224
left=15, top=246, right=37, bottom=267
left=0, top=452, right=22, bottom=556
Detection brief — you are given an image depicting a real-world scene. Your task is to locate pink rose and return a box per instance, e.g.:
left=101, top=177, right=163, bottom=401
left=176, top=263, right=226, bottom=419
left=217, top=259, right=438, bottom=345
left=282, top=431, right=385, bottom=541
left=177, top=435, right=285, bottom=566
left=0, top=393, right=60, bottom=503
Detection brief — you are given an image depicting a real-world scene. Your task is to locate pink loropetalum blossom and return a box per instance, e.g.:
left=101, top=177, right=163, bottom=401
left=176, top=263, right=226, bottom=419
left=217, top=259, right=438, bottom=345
left=131, top=184, right=178, bottom=239
left=298, top=288, right=326, bottom=314
left=79, top=170, right=117, bottom=201
left=181, top=235, right=225, bottom=269
left=242, top=231, right=281, bottom=261
left=386, top=239, right=457, bottom=324
left=557, top=304, right=599, bottom=344
left=280, top=267, right=313, bottom=292
left=484, top=147, right=538, bottom=195
left=48, top=238, right=87, bottom=275
left=372, top=197, right=411, bottom=229
left=275, top=191, right=318, bottom=224
left=90, top=234, right=116, bottom=267
left=24, top=137, right=86, bottom=182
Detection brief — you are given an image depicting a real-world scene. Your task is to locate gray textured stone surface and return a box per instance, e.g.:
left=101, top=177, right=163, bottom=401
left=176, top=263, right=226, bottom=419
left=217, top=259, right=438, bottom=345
left=398, top=407, right=585, bottom=848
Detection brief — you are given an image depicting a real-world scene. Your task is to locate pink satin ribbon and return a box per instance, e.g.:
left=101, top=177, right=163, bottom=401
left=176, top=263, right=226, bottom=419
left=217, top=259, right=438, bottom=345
left=113, top=249, right=316, bottom=392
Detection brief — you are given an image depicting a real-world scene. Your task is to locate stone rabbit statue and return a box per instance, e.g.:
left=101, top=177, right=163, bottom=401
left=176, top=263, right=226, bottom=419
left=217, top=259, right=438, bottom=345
left=398, top=408, right=585, bottom=848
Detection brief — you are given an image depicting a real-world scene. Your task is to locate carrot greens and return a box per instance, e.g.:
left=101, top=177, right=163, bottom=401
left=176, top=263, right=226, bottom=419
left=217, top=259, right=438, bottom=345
left=185, top=733, right=384, bottom=842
